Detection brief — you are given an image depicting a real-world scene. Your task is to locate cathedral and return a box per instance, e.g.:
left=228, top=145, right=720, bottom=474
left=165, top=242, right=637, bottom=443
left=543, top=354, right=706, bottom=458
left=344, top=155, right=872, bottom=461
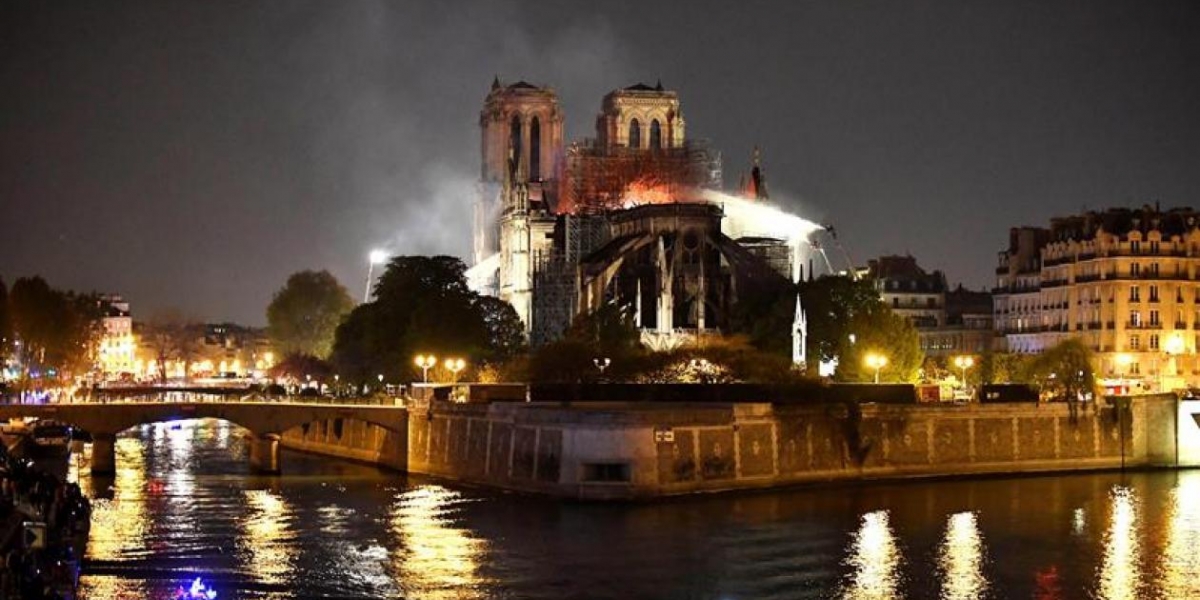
left=472, top=78, right=807, bottom=363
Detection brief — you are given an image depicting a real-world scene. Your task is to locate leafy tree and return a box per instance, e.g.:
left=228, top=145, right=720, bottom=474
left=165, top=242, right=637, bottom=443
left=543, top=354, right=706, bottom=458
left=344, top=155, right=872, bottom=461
left=8, top=277, right=101, bottom=381
left=835, top=307, right=923, bottom=383
left=475, top=295, right=526, bottom=361
left=729, top=277, right=797, bottom=357
left=1022, top=338, right=1098, bottom=402
left=796, top=275, right=885, bottom=373
left=980, top=350, right=1031, bottom=384
left=267, top=270, right=354, bottom=358
left=331, top=255, right=523, bottom=386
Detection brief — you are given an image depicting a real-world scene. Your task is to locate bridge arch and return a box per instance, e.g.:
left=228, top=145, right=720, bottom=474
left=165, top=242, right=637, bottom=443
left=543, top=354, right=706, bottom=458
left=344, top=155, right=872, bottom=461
left=0, top=401, right=408, bottom=475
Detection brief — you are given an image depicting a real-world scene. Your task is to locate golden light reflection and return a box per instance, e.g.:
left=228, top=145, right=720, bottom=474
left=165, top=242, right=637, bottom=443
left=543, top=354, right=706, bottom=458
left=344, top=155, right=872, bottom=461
left=938, top=512, right=987, bottom=600
left=1096, top=486, right=1143, bottom=599
left=841, top=510, right=903, bottom=600
left=1159, top=474, right=1200, bottom=597
left=389, top=485, right=491, bottom=600
left=84, top=437, right=149, bottom=561
left=239, top=489, right=297, bottom=591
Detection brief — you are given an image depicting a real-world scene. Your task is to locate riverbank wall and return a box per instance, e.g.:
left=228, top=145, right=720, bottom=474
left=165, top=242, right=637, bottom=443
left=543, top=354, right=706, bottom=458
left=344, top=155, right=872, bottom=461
left=282, top=393, right=1195, bottom=500
left=280, top=417, right=407, bottom=471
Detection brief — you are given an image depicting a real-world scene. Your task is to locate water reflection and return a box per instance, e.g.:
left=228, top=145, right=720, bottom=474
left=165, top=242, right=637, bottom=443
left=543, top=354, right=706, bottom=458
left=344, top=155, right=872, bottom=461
left=85, top=437, right=150, bottom=560
left=239, top=488, right=297, bottom=593
left=841, top=510, right=902, bottom=600
left=390, top=485, right=490, bottom=600
left=938, top=512, right=987, bottom=600
left=1159, top=474, right=1200, bottom=598
left=1096, top=486, right=1143, bottom=599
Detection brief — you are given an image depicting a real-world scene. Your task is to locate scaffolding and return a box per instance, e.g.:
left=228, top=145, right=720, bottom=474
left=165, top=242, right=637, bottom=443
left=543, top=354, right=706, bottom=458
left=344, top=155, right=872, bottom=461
left=530, top=214, right=611, bottom=345
left=558, top=139, right=722, bottom=214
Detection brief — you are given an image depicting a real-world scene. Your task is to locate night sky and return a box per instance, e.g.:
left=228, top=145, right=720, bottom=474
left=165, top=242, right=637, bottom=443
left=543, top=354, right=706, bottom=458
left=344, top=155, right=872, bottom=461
left=3, top=1, right=1198, bottom=325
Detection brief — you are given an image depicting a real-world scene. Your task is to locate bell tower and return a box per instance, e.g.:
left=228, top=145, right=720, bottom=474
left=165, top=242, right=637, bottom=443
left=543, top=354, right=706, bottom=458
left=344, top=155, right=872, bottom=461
left=474, top=79, right=563, bottom=331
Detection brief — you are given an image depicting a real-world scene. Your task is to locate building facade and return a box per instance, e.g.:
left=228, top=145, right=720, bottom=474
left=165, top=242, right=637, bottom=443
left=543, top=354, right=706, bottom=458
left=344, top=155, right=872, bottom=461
left=994, top=206, right=1200, bottom=391
left=472, top=78, right=808, bottom=354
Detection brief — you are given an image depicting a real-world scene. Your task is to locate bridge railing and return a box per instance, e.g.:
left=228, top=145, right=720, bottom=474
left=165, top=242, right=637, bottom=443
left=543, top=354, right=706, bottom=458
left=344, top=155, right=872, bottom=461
left=2, top=392, right=406, bottom=407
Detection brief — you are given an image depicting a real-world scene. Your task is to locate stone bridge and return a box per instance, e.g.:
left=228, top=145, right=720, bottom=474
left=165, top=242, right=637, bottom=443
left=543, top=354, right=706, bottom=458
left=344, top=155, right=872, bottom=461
left=0, top=401, right=408, bottom=474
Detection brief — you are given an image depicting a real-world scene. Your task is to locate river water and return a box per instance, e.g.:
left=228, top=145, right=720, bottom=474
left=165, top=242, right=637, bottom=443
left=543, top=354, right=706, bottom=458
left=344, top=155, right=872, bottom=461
left=64, top=418, right=1200, bottom=600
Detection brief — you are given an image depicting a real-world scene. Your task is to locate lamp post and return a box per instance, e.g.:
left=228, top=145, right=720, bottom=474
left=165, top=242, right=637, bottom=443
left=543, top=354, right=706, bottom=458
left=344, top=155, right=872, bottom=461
left=864, top=353, right=888, bottom=384
left=953, top=355, right=975, bottom=388
left=364, top=249, right=388, bottom=303
left=444, top=358, right=466, bottom=384
left=414, top=354, right=437, bottom=383
left=593, top=357, right=611, bottom=375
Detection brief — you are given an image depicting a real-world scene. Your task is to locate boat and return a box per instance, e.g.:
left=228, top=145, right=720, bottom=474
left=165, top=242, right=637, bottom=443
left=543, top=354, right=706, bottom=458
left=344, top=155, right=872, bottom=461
left=29, top=420, right=74, bottom=457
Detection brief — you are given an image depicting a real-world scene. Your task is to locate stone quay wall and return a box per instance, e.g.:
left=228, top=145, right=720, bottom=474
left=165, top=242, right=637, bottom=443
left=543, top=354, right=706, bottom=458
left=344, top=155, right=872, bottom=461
left=280, top=416, right=407, bottom=471
left=279, top=394, right=1182, bottom=500
left=404, top=395, right=1174, bottom=499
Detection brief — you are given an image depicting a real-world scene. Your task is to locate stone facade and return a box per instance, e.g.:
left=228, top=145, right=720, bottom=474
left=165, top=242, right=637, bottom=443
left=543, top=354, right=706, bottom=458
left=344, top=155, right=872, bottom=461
left=995, top=207, right=1200, bottom=391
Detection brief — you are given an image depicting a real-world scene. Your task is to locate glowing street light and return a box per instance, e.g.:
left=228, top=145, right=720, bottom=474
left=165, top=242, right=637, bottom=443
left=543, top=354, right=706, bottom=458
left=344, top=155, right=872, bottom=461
left=864, top=352, right=888, bottom=384
left=444, top=358, right=466, bottom=383
left=414, top=354, right=438, bottom=383
left=953, top=355, right=975, bottom=387
left=364, top=249, right=388, bottom=303
left=593, top=357, right=611, bottom=375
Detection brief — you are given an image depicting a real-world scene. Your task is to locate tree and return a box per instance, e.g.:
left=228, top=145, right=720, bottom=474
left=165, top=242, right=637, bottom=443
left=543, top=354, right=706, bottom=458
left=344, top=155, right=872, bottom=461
left=835, top=307, right=923, bottom=383
left=474, top=295, right=526, bottom=361
left=980, top=350, right=1031, bottom=384
left=729, top=277, right=797, bottom=357
left=331, top=255, right=522, bottom=386
left=142, top=309, right=202, bottom=383
left=796, top=275, right=885, bottom=373
left=267, top=270, right=354, bottom=358
left=8, top=277, right=101, bottom=382
left=1022, top=338, right=1098, bottom=402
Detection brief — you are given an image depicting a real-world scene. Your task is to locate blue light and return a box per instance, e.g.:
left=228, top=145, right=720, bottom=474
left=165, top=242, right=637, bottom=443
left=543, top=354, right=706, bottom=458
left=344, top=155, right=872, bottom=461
left=176, top=577, right=217, bottom=599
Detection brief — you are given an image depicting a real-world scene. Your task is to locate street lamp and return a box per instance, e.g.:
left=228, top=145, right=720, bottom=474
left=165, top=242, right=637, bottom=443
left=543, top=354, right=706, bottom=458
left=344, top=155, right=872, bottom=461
left=593, top=357, right=611, bottom=375
left=414, top=354, right=438, bottom=383
left=864, top=352, right=888, bottom=384
left=364, top=249, right=388, bottom=303
left=953, top=355, right=975, bottom=388
left=444, top=358, right=466, bottom=383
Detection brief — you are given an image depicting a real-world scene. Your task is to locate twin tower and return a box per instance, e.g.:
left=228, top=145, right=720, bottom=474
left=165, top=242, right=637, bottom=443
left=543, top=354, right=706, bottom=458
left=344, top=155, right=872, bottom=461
left=472, top=79, right=714, bottom=337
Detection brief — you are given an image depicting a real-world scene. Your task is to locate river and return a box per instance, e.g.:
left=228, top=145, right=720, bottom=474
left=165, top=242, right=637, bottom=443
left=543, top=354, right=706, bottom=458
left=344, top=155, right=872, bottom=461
left=64, top=417, right=1200, bottom=599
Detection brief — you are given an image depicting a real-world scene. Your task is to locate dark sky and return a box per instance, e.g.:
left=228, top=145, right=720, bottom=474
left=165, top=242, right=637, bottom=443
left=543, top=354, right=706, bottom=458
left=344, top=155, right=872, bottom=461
left=3, top=1, right=1198, bottom=325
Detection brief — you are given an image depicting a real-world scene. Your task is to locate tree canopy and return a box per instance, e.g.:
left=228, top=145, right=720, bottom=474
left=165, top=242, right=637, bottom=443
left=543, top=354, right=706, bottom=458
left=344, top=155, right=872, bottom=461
left=796, top=275, right=885, bottom=370
left=7, top=276, right=103, bottom=381
left=330, top=256, right=526, bottom=384
left=835, top=306, right=924, bottom=383
left=1022, top=338, right=1098, bottom=401
left=266, top=270, right=354, bottom=358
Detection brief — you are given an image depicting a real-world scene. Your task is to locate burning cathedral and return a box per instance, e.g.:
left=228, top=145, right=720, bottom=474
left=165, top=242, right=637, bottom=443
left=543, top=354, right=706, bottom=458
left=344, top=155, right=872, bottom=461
left=470, top=79, right=825, bottom=364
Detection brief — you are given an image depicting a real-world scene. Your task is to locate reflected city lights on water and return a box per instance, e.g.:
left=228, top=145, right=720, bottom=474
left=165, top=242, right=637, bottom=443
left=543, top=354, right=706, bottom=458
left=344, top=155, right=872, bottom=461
left=239, top=489, right=298, bottom=593
left=1072, top=508, right=1086, bottom=536
left=389, top=485, right=491, bottom=600
left=1159, top=474, right=1200, bottom=598
left=841, top=510, right=903, bottom=600
left=84, top=438, right=150, bottom=560
left=1096, top=486, right=1143, bottom=600
left=937, top=512, right=988, bottom=600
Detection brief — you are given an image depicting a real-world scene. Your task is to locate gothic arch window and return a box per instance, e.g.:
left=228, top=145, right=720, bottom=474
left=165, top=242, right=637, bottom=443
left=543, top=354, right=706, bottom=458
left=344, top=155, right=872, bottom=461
left=628, top=118, right=641, bottom=149
left=530, top=116, right=541, bottom=180
left=509, top=115, right=522, bottom=178
left=649, top=119, right=662, bottom=150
